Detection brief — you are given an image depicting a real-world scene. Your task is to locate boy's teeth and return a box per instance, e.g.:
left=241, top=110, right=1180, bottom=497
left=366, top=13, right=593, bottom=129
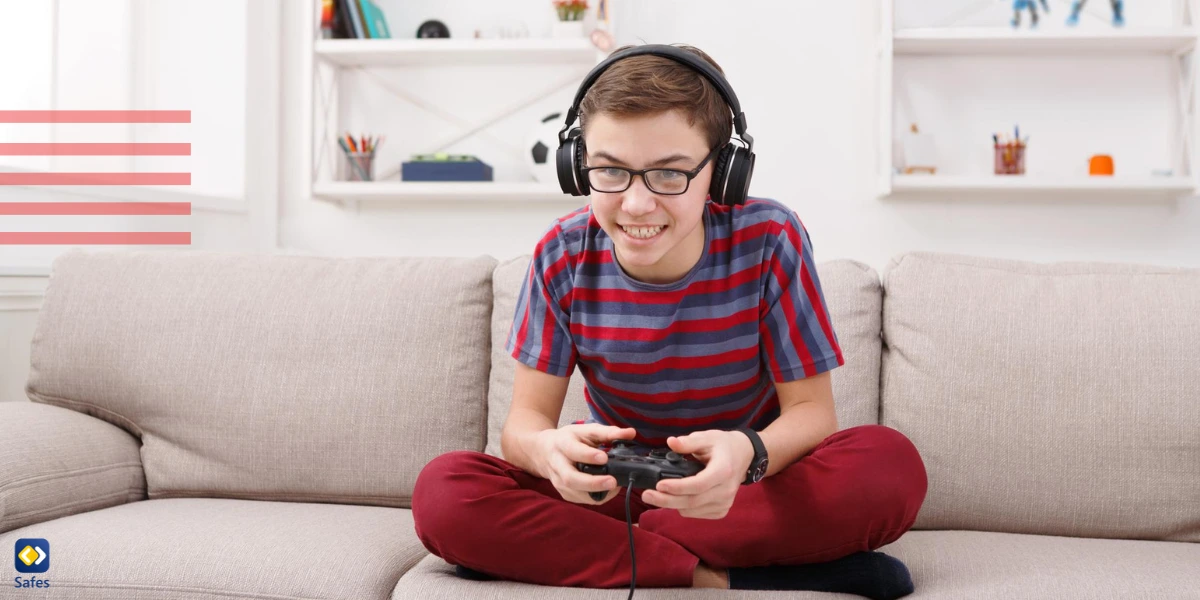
left=622, top=225, right=663, bottom=238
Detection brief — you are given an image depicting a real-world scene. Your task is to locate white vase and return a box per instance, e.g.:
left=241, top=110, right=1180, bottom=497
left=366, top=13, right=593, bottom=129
left=552, top=20, right=585, bottom=38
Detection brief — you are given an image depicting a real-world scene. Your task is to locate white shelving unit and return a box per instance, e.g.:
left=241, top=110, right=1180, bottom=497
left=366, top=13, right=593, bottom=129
left=879, top=0, right=1200, bottom=200
left=890, top=174, right=1197, bottom=194
left=312, top=181, right=571, bottom=203
left=299, top=0, right=610, bottom=210
left=315, top=37, right=598, bottom=67
left=894, top=27, right=1198, bottom=55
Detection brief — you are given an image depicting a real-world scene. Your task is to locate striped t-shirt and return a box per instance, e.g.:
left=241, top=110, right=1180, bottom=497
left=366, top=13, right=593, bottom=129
left=505, top=197, right=844, bottom=445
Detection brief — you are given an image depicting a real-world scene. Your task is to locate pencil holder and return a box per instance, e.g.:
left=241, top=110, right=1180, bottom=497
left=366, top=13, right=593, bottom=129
left=994, top=142, right=1026, bottom=175
left=342, top=152, right=375, bottom=182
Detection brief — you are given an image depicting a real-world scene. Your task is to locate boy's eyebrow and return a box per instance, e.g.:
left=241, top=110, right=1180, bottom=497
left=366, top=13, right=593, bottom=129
left=589, top=151, right=694, bottom=168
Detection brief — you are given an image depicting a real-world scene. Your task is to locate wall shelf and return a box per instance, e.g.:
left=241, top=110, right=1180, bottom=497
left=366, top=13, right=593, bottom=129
left=878, top=0, right=1200, bottom=200
left=891, top=174, right=1196, bottom=194
left=315, top=38, right=600, bottom=67
left=894, top=27, right=1199, bottom=55
left=301, top=0, right=614, bottom=210
left=312, top=181, right=585, bottom=204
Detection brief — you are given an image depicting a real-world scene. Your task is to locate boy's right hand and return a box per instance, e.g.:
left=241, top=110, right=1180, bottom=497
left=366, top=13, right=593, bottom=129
left=533, top=424, right=638, bottom=505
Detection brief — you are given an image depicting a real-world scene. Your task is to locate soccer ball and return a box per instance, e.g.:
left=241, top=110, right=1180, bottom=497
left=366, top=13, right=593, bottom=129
left=526, top=112, right=565, bottom=184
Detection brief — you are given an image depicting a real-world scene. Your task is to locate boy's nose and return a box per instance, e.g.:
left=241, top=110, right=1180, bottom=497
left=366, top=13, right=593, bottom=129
left=621, top=176, right=657, bottom=215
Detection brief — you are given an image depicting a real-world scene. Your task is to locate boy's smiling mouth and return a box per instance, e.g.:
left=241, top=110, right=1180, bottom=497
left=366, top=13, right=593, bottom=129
left=619, top=224, right=668, bottom=240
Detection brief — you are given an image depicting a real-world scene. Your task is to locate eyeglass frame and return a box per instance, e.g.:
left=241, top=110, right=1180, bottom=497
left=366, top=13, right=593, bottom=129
left=580, top=145, right=722, bottom=195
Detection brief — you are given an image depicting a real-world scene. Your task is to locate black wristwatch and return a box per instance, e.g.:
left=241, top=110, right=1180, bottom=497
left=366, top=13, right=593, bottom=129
left=735, top=427, right=768, bottom=485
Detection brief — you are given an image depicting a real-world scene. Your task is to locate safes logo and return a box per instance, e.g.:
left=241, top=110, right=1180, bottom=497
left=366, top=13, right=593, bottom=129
left=14, top=540, right=48, bottom=574
left=13, top=539, right=51, bottom=590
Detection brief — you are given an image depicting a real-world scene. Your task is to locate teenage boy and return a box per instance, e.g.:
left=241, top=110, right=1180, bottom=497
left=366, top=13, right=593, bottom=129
left=413, top=43, right=927, bottom=600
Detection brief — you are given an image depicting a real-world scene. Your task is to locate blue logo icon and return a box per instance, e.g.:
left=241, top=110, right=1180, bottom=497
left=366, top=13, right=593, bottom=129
left=14, top=539, right=50, bottom=574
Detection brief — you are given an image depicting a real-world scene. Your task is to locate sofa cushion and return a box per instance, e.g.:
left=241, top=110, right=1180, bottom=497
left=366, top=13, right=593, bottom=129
left=881, top=252, right=1200, bottom=542
left=1, top=498, right=426, bottom=599
left=879, top=530, right=1200, bottom=599
left=392, top=553, right=853, bottom=599
left=485, top=255, right=883, bottom=458
left=0, top=402, right=146, bottom=534
left=394, top=531, right=1200, bottom=599
left=26, top=249, right=496, bottom=509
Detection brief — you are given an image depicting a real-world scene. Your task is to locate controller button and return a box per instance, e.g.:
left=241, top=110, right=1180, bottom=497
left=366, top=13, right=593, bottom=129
left=665, top=451, right=682, bottom=462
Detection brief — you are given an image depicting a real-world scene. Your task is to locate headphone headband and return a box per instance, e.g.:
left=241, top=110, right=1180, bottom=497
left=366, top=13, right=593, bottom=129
left=559, top=44, right=752, bottom=150
left=554, top=43, right=756, bottom=205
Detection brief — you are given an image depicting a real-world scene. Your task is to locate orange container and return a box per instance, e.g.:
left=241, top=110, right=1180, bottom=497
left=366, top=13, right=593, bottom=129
left=1089, top=154, right=1114, bottom=176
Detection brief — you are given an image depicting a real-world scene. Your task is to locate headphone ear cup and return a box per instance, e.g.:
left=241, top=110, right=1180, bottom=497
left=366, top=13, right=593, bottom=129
left=556, top=128, right=589, bottom=196
left=708, top=144, right=733, bottom=205
left=724, top=146, right=755, bottom=206
left=573, top=136, right=590, bottom=196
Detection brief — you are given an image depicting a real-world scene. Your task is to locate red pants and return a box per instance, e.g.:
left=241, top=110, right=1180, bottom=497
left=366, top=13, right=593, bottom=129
left=412, top=424, right=927, bottom=589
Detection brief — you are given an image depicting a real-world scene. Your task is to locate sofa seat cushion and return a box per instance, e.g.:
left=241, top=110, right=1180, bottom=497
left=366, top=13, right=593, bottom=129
left=390, top=531, right=1199, bottom=599
left=391, top=553, right=862, bottom=599
left=1, top=498, right=427, bottom=600
left=485, top=256, right=884, bottom=458
left=880, top=530, right=1200, bottom=599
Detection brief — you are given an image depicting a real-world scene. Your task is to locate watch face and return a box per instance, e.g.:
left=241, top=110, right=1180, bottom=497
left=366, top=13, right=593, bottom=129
left=751, top=459, right=768, bottom=482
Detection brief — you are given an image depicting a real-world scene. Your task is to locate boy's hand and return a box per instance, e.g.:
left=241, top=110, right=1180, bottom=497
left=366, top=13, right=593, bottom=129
left=640, top=430, right=755, bottom=519
left=532, top=424, right=638, bottom=505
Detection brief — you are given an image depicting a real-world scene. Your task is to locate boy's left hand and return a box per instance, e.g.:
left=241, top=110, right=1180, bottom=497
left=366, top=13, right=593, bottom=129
left=640, top=430, right=755, bottom=519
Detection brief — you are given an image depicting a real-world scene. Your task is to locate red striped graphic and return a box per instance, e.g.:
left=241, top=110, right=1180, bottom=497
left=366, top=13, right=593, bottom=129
left=0, top=110, right=190, bottom=123
left=0, top=202, right=190, bottom=215
left=0, top=232, right=190, bottom=245
left=0, top=109, right=191, bottom=245
left=0, top=143, right=189, bottom=156
left=0, top=173, right=190, bottom=185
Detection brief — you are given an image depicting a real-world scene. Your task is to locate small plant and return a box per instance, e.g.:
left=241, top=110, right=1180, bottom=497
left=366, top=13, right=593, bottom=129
left=554, top=0, right=588, bottom=21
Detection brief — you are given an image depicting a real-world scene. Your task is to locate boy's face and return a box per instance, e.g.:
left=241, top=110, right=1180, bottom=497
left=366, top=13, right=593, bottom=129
left=585, top=110, right=713, bottom=285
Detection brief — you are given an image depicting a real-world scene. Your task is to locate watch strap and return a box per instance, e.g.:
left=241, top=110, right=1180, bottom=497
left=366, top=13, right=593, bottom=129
left=735, top=427, right=767, bottom=484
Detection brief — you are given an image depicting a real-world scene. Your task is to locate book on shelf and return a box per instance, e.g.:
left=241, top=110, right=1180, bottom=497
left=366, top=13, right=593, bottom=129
left=329, top=0, right=390, bottom=39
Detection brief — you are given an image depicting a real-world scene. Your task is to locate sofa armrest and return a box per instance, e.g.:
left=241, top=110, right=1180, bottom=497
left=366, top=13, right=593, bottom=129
left=1, top=402, right=146, bottom=534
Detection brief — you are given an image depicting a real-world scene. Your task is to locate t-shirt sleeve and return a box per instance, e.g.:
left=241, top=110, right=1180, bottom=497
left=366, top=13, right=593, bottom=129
left=504, top=223, right=577, bottom=378
left=759, top=210, right=845, bottom=382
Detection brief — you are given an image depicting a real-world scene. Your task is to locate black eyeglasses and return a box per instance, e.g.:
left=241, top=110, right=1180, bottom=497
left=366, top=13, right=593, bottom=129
left=582, top=146, right=721, bottom=195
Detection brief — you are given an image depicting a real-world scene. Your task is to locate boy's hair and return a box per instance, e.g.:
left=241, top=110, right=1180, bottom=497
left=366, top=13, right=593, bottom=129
left=578, top=44, right=733, bottom=152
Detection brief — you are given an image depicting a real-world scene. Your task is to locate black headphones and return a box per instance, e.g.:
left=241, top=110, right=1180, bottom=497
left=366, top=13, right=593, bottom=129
left=555, top=44, right=756, bottom=206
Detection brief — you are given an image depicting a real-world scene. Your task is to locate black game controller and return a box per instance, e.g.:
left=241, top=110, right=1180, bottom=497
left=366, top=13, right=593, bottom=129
left=576, top=440, right=705, bottom=502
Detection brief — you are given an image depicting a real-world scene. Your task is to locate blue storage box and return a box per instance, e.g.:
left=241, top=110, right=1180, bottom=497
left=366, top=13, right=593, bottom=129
left=401, top=154, right=493, bottom=182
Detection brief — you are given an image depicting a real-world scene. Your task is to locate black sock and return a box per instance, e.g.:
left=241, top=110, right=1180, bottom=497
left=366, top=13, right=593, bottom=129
left=453, top=564, right=497, bottom=581
left=728, top=551, right=914, bottom=600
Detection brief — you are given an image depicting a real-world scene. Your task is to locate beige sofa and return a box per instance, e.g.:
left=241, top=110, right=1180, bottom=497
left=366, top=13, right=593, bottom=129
left=2, top=248, right=1197, bottom=600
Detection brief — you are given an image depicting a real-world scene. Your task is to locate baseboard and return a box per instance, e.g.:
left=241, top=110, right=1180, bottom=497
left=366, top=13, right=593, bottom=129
left=0, top=278, right=48, bottom=311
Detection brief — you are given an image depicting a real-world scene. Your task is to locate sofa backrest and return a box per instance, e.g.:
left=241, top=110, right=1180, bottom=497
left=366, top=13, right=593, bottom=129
left=881, top=252, right=1200, bottom=542
left=485, top=255, right=885, bottom=457
left=26, top=249, right=496, bottom=509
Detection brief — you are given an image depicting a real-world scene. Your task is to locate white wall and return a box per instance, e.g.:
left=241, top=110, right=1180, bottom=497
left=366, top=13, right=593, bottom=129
left=0, top=0, right=264, bottom=273
left=4, top=0, right=1197, bottom=400
left=0, top=0, right=274, bottom=402
left=279, top=0, right=1200, bottom=270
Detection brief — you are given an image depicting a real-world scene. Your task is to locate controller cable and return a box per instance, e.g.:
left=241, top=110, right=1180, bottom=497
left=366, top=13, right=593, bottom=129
left=624, top=474, right=636, bottom=600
